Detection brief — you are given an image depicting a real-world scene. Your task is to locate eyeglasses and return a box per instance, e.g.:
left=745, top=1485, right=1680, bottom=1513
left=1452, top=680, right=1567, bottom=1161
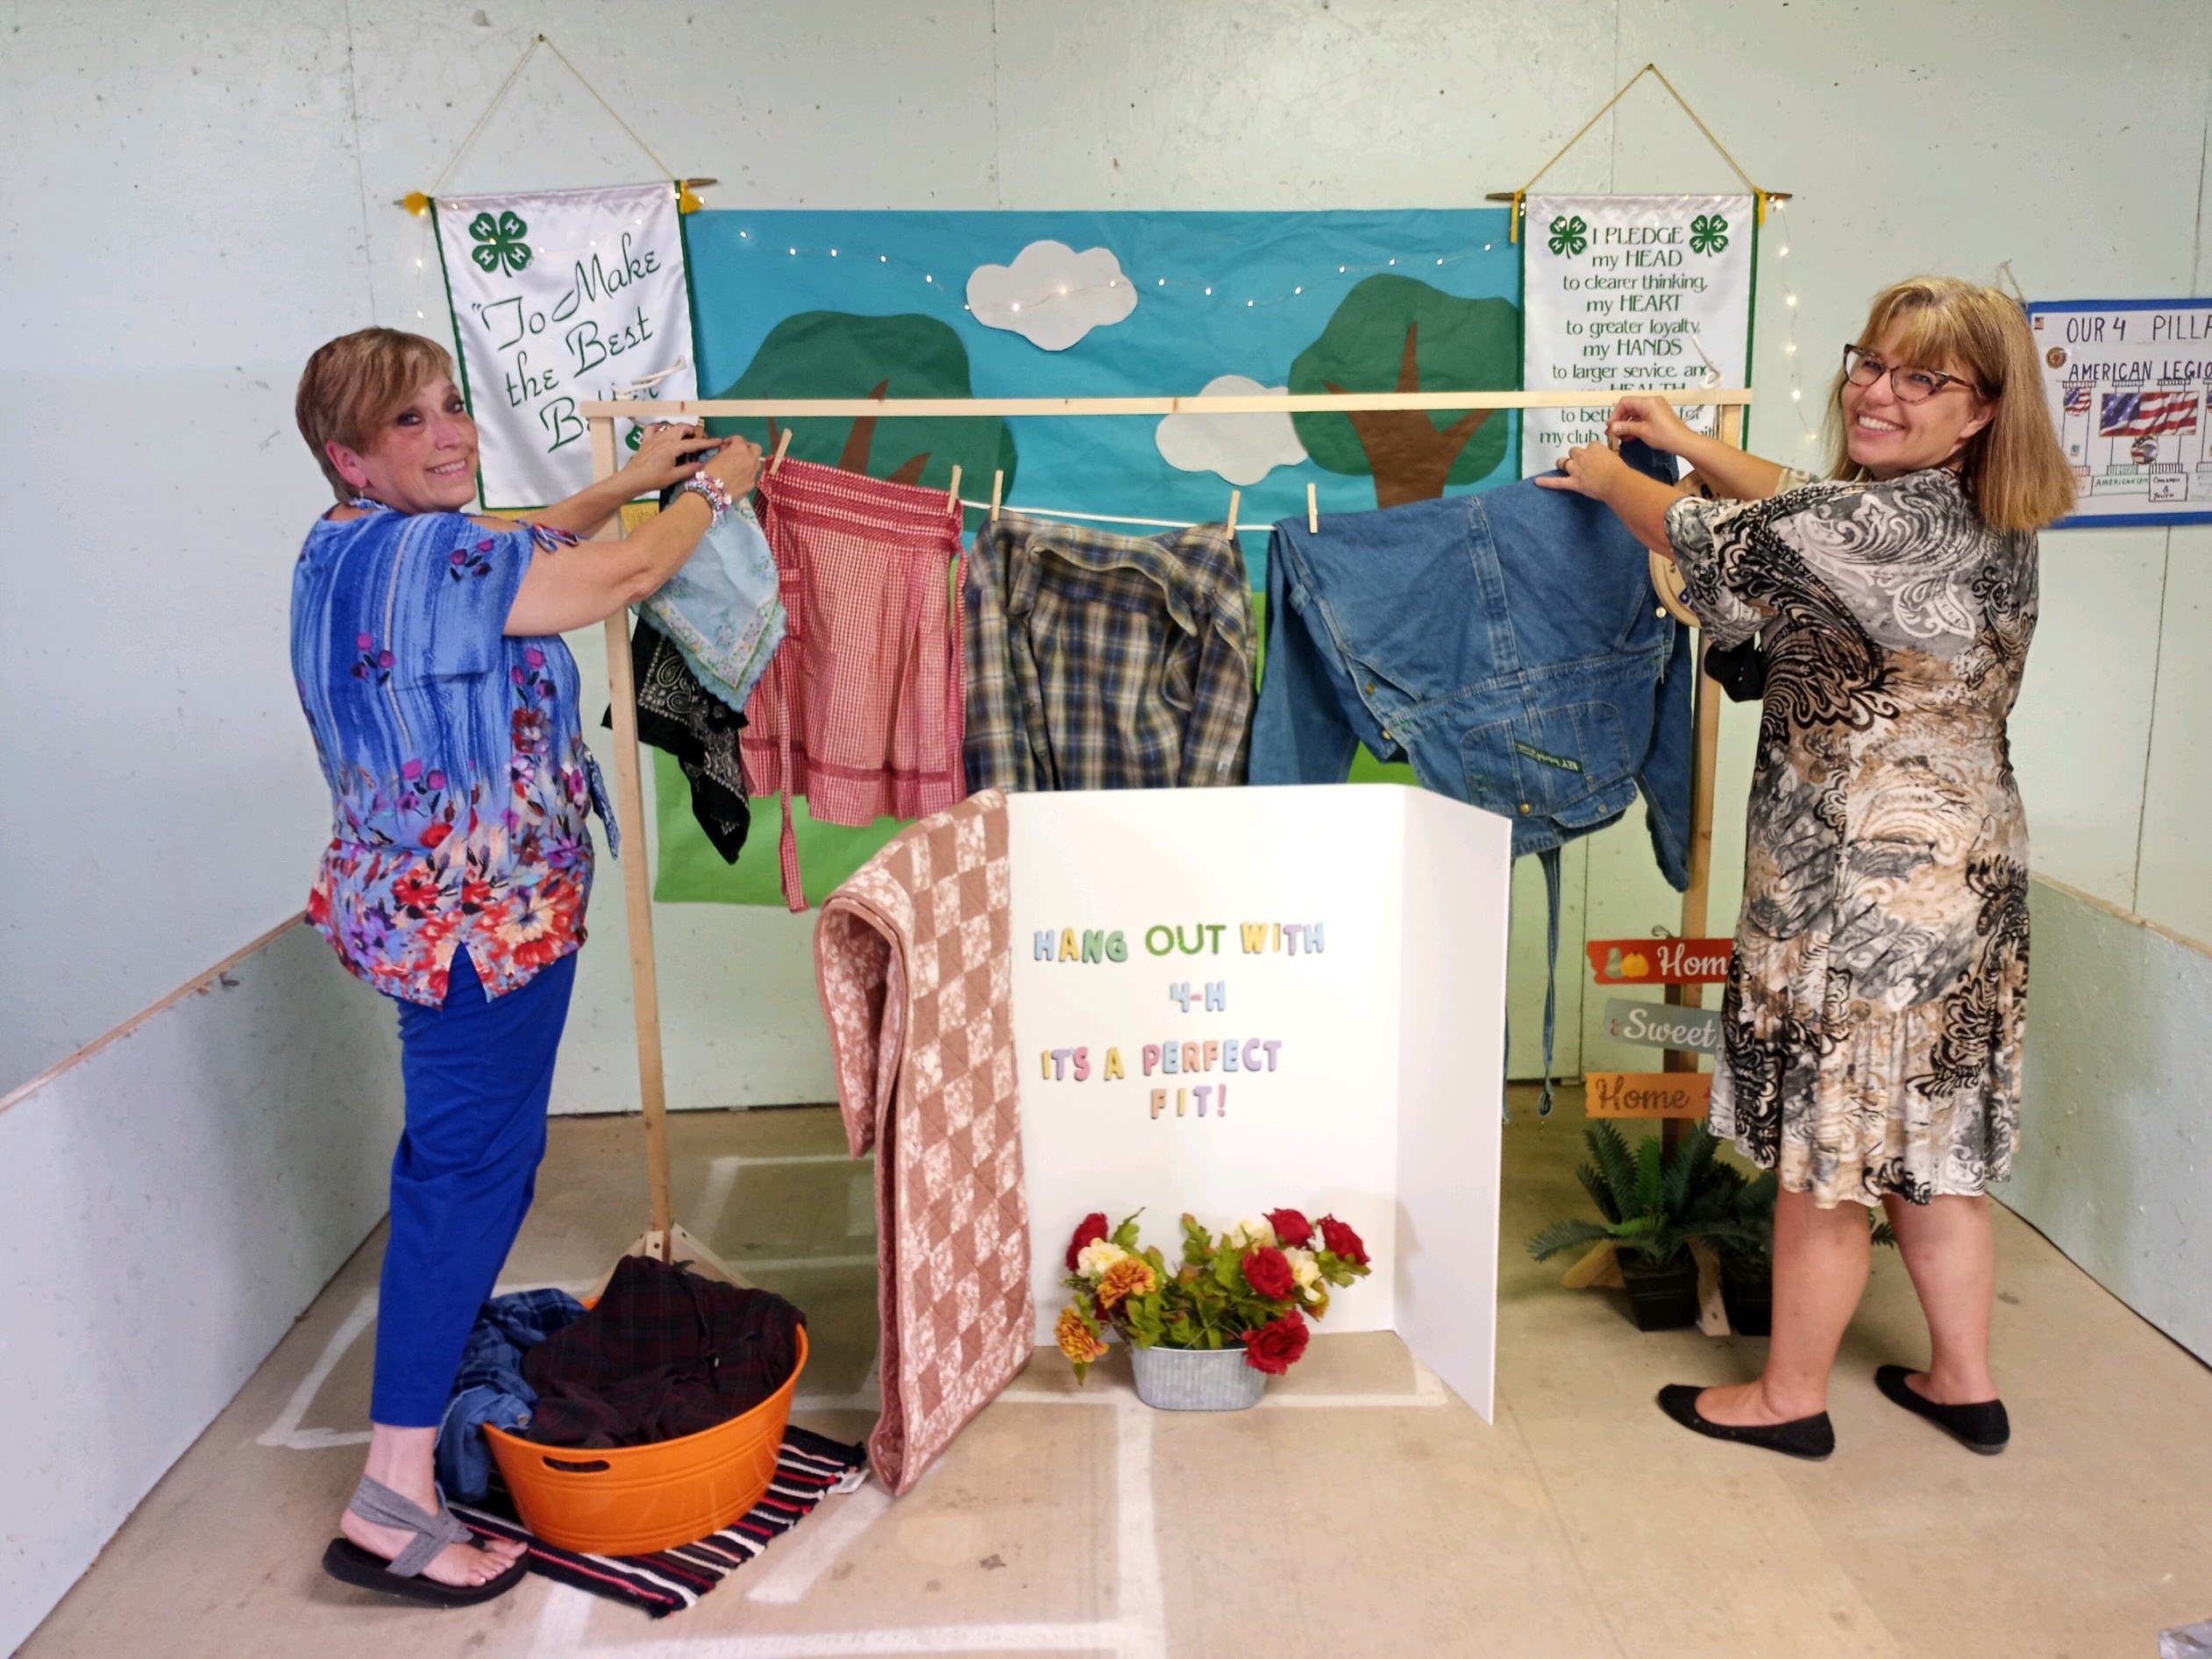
left=1841, top=344, right=1981, bottom=404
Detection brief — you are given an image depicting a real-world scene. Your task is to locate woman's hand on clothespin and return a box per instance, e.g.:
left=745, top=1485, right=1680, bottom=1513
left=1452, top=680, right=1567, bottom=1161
left=1533, top=441, right=1632, bottom=502
left=1606, top=395, right=1697, bottom=458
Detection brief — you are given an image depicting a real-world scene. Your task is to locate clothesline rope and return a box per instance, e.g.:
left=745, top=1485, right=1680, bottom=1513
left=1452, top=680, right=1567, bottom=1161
left=959, top=500, right=1220, bottom=530
left=581, top=388, right=1752, bottom=420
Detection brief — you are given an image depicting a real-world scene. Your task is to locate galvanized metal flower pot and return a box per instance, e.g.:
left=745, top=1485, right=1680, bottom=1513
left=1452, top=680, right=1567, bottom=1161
left=1127, top=1342, right=1266, bottom=1412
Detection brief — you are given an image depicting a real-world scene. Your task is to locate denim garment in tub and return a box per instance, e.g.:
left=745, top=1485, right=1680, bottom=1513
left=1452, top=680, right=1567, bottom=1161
left=1248, top=440, right=1692, bottom=888
left=432, top=1287, right=587, bottom=1501
left=642, top=493, right=787, bottom=715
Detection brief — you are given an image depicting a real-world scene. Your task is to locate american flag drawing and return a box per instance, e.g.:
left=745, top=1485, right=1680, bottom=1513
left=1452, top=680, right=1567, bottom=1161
left=2100, top=389, right=2198, bottom=437
left=2063, top=383, right=2093, bottom=416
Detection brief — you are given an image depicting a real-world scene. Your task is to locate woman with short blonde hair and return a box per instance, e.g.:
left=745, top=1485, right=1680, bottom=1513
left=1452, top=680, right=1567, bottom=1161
left=1541, top=276, right=2073, bottom=1461
left=292, top=327, right=761, bottom=1602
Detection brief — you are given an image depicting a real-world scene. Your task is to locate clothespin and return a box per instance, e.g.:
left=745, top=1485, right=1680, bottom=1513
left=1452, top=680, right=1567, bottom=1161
left=1225, top=488, right=1241, bottom=539
left=1306, top=481, right=1319, bottom=534
left=770, top=428, right=792, bottom=473
left=990, top=470, right=1004, bottom=522
left=947, top=465, right=962, bottom=512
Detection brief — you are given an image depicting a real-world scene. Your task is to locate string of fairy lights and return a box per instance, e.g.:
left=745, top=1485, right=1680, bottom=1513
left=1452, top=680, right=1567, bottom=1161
left=391, top=199, right=1814, bottom=449
left=707, top=226, right=1511, bottom=316
left=1767, top=195, right=1824, bottom=453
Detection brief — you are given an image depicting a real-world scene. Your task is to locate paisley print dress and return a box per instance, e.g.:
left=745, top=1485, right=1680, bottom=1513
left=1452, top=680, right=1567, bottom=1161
left=1664, top=467, right=2035, bottom=1207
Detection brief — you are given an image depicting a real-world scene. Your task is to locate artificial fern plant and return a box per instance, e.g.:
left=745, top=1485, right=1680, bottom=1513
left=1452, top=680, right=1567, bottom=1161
left=1526, top=1121, right=1763, bottom=1269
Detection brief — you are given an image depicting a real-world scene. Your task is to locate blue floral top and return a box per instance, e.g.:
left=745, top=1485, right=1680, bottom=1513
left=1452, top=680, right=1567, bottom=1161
left=290, top=506, right=616, bottom=1006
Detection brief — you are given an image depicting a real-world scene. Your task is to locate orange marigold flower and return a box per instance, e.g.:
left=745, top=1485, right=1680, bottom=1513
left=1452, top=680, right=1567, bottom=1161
left=1096, top=1256, right=1158, bottom=1310
left=1056, top=1305, right=1107, bottom=1364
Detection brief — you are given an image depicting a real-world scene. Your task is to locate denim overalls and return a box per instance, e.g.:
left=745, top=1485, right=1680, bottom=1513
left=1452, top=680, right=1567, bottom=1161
left=1250, top=441, right=1693, bottom=1112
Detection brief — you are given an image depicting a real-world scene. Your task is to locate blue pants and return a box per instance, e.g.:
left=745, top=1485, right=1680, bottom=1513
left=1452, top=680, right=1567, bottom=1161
left=373, top=946, right=578, bottom=1427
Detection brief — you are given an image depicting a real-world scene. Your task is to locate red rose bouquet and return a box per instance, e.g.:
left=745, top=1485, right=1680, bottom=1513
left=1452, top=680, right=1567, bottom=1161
left=1056, top=1208, right=1372, bottom=1380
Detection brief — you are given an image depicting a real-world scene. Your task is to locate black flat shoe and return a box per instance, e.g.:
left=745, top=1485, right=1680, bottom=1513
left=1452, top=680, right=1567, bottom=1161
left=1875, top=1364, right=2009, bottom=1455
left=1656, top=1384, right=1835, bottom=1460
left=322, top=1537, right=527, bottom=1606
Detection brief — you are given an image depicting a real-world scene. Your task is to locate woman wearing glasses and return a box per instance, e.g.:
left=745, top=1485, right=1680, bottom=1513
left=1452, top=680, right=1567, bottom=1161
left=1538, top=275, right=2075, bottom=1459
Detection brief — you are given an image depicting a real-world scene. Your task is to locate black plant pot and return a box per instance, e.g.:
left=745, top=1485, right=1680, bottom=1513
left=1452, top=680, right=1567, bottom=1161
left=1618, top=1254, right=1701, bottom=1331
left=1721, top=1259, right=1773, bottom=1336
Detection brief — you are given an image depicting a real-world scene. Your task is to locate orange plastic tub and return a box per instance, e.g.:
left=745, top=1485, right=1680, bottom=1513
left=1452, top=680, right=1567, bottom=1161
left=484, top=1325, right=807, bottom=1554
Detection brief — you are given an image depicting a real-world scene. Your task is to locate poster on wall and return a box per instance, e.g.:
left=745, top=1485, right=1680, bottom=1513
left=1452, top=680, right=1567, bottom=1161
left=665, top=207, right=1520, bottom=905
left=2027, top=299, right=2212, bottom=527
left=1519, top=194, right=1755, bottom=476
left=432, top=181, right=699, bottom=509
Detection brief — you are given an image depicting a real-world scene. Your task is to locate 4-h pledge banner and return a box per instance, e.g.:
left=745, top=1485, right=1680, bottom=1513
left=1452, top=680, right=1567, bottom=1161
left=1519, top=195, right=1755, bottom=476
left=433, top=181, right=698, bottom=508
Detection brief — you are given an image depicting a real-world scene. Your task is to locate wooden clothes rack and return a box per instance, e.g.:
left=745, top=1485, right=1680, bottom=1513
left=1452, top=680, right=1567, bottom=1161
left=581, top=388, right=1750, bottom=1257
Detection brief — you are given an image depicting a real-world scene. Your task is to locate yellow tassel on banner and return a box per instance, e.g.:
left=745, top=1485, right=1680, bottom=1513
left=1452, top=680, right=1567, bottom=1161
left=1509, top=189, right=1525, bottom=245
left=677, top=182, right=704, bottom=214
left=401, top=190, right=431, bottom=217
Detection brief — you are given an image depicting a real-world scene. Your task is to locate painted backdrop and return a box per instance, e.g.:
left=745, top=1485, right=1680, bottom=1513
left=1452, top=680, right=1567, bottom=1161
left=658, top=209, right=1519, bottom=903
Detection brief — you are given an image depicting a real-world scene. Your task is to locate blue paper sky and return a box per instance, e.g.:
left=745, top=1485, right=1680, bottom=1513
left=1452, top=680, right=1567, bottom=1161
left=684, top=209, right=1520, bottom=573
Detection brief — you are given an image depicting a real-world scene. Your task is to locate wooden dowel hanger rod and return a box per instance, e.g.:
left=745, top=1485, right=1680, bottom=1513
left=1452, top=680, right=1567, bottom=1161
left=1481, top=189, right=1789, bottom=203
left=583, top=388, right=1750, bottom=421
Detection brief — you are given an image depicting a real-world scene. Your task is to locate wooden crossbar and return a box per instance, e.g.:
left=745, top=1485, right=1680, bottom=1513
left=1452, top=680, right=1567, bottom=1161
left=581, top=388, right=1753, bottom=420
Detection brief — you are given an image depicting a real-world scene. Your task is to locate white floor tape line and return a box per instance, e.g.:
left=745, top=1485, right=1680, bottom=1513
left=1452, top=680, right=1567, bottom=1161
left=529, top=1581, right=596, bottom=1654
left=694, top=1150, right=871, bottom=1242
left=588, top=1621, right=1141, bottom=1656
left=523, top=1385, right=1165, bottom=1655
left=255, top=1289, right=378, bottom=1449
left=793, top=1344, right=883, bottom=1415
left=1113, top=1399, right=1169, bottom=1659
left=724, top=1253, right=878, bottom=1275
left=743, top=1484, right=893, bottom=1605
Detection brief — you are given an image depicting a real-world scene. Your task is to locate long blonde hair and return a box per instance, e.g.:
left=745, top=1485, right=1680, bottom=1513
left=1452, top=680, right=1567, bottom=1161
left=1822, top=275, right=2076, bottom=532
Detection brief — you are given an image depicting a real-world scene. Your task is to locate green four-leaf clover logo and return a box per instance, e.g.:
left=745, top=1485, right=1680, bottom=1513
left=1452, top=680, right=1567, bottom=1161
left=1689, top=214, right=1729, bottom=256
left=469, top=210, right=532, bottom=276
left=1547, top=214, right=1590, bottom=257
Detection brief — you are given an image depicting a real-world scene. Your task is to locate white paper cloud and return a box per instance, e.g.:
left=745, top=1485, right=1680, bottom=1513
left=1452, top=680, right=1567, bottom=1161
left=965, top=240, right=1138, bottom=350
left=1154, top=374, right=1310, bottom=486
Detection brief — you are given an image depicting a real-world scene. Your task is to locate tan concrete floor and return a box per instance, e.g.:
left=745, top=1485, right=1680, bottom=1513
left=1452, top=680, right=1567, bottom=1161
left=22, top=1086, right=2212, bottom=1657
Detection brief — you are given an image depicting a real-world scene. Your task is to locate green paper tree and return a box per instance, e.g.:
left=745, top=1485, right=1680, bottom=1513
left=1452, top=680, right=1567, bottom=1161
left=706, top=311, right=1016, bottom=513
left=1288, top=276, right=1519, bottom=508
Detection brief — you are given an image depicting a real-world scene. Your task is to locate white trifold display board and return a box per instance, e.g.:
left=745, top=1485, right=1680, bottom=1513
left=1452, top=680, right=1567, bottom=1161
left=433, top=181, right=698, bottom=509
left=1520, top=193, right=1755, bottom=474
left=1006, top=785, right=1511, bottom=1420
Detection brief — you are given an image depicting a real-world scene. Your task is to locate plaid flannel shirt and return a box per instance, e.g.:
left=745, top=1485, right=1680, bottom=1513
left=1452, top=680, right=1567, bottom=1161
left=964, top=511, right=1255, bottom=791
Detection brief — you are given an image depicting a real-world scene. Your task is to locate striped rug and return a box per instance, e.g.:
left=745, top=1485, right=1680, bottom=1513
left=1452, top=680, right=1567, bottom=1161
left=452, top=1427, right=868, bottom=1618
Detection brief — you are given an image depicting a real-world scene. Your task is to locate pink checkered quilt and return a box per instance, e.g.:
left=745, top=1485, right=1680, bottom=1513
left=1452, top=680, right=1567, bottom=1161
left=812, top=787, right=1031, bottom=1494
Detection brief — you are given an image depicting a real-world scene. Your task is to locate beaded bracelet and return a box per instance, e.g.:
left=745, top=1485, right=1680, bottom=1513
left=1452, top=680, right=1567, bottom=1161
left=679, top=471, right=733, bottom=527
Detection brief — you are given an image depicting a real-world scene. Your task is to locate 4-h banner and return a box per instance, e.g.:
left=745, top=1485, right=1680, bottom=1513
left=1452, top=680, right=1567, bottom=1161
left=433, top=181, right=699, bottom=508
left=1519, top=195, right=1755, bottom=475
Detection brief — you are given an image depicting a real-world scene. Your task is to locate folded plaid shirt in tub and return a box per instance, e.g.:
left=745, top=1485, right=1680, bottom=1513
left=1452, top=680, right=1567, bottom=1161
left=743, top=459, right=969, bottom=909
left=964, top=510, right=1255, bottom=791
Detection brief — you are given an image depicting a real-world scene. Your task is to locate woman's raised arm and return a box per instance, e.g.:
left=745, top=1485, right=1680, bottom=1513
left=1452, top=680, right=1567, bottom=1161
left=501, top=437, right=763, bottom=637
left=1608, top=395, right=1791, bottom=501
